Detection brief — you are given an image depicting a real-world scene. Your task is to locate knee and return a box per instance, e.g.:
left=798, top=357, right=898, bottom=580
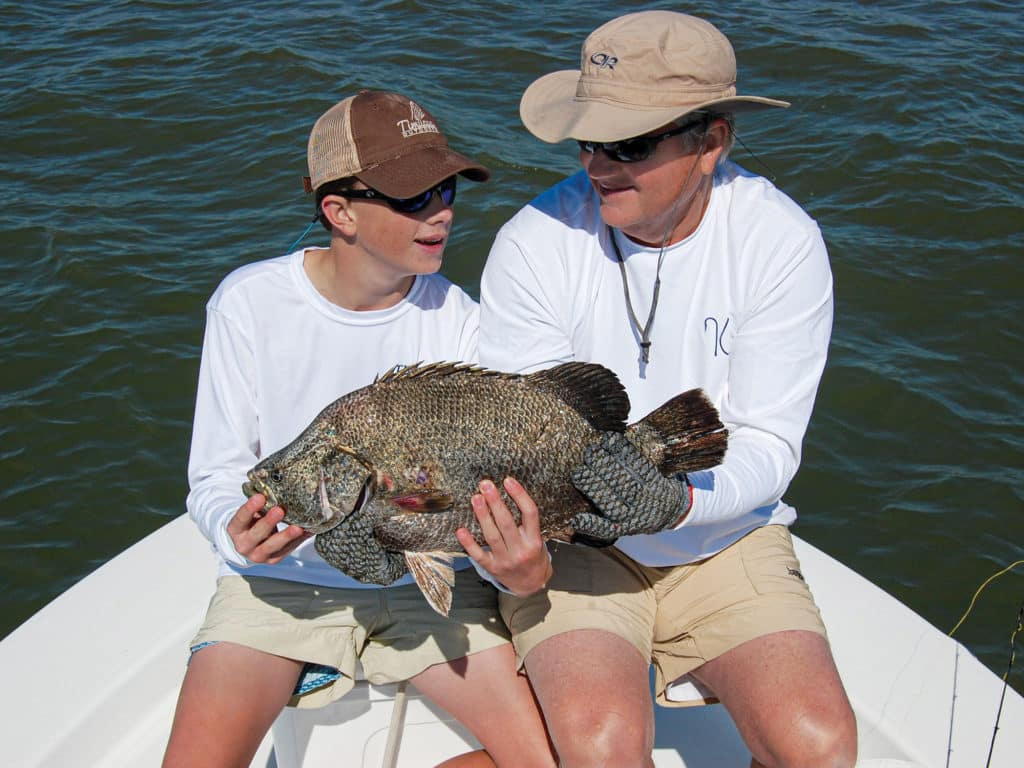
left=759, top=707, right=857, bottom=768
left=551, top=708, right=653, bottom=768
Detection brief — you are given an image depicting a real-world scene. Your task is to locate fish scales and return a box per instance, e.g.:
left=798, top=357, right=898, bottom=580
left=242, top=361, right=727, bottom=615
left=322, top=362, right=621, bottom=551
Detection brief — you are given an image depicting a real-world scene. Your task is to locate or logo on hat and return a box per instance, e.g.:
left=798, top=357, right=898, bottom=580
left=590, top=52, right=618, bottom=69
left=397, top=101, right=440, bottom=138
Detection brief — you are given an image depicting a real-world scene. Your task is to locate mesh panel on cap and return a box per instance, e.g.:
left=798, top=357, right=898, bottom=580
left=307, top=97, right=360, bottom=191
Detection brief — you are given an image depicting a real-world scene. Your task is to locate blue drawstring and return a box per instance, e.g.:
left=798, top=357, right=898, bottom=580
left=285, top=217, right=319, bottom=254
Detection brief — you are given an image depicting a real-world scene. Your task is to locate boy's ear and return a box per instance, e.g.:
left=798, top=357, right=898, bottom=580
left=320, top=195, right=358, bottom=235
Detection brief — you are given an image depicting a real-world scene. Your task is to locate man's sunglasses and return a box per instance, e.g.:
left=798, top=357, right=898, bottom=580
left=576, top=115, right=709, bottom=163
left=334, top=175, right=457, bottom=213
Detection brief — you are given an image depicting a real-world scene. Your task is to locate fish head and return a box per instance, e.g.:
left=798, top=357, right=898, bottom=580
left=242, top=441, right=376, bottom=534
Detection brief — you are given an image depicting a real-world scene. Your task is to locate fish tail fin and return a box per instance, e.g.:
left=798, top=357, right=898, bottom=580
left=527, top=362, right=630, bottom=432
left=405, top=551, right=456, bottom=617
left=628, top=389, right=728, bottom=475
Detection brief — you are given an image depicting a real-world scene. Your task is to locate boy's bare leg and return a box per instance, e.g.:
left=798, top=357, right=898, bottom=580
left=434, top=750, right=497, bottom=767
left=413, top=642, right=557, bottom=768
left=162, top=642, right=302, bottom=768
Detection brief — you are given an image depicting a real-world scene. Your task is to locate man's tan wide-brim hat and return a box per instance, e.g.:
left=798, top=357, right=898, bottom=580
left=520, top=11, right=790, bottom=144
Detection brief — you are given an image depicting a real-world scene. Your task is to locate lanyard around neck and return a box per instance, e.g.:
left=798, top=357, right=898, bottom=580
left=609, top=229, right=666, bottom=365
left=606, top=128, right=710, bottom=365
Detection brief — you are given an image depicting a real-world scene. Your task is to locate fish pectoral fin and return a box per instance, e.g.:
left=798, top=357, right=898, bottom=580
left=390, top=490, right=455, bottom=514
left=405, top=551, right=455, bottom=617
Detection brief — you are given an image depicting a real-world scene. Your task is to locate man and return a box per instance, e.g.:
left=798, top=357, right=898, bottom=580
left=475, top=11, right=857, bottom=768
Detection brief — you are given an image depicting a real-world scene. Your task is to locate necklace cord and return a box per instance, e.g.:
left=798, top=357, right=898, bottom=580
left=610, top=128, right=710, bottom=364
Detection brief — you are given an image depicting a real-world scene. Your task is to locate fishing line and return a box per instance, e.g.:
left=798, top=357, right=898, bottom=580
left=945, top=559, right=1023, bottom=768
left=948, top=560, right=1024, bottom=637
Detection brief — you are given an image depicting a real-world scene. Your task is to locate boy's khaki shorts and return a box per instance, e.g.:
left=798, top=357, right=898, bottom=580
left=499, top=524, right=827, bottom=707
left=192, top=569, right=509, bottom=708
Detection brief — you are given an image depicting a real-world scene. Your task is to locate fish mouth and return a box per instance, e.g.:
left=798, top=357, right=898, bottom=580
left=240, top=467, right=377, bottom=534
left=242, top=472, right=279, bottom=511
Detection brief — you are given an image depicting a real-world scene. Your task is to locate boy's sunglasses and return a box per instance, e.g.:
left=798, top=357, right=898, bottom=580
left=334, top=176, right=457, bottom=213
left=576, top=115, right=709, bottom=163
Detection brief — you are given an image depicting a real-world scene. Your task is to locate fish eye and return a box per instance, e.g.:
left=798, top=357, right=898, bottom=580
left=271, top=470, right=284, bottom=483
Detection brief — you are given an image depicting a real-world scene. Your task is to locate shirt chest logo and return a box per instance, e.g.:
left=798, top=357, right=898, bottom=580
left=704, top=316, right=731, bottom=357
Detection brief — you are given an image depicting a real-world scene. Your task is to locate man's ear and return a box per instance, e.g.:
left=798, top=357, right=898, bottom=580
left=320, top=195, right=358, bottom=236
left=699, top=120, right=730, bottom=173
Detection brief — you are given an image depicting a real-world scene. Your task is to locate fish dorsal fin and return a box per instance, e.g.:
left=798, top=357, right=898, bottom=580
left=405, top=551, right=456, bottom=616
left=374, top=361, right=501, bottom=384
left=526, top=362, right=629, bottom=432
left=371, top=361, right=628, bottom=432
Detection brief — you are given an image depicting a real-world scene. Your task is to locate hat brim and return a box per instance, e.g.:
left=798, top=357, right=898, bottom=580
left=520, top=70, right=790, bottom=144
left=357, top=145, right=490, bottom=199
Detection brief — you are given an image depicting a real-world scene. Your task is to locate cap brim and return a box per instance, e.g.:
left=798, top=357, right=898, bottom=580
left=520, top=70, right=790, bottom=144
left=357, top=145, right=490, bottom=198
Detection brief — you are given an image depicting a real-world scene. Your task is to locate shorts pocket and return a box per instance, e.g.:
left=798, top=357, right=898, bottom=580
left=739, top=525, right=811, bottom=598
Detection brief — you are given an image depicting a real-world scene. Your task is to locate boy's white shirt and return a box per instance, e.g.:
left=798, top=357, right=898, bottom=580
left=480, top=161, right=833, bottom=565
left=187, top=247, right=479, bottom=588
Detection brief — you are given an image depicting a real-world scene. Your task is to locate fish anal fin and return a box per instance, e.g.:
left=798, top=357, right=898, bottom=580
left=390, top=490, right=455, bottom=513
left=406, top=551, right=456, bottom=617
left=627, top=388, right=728, bottom=475
left=527, top=362, right=629, bottom=432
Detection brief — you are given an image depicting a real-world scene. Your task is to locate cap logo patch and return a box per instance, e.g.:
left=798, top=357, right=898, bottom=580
left=397, top=101, right=440, bottom=138
left=590, top=52, right=618, bottom=69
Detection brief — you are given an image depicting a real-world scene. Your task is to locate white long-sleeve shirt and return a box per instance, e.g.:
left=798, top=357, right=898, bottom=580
left=480, top=162, right=833, bottom=565
left=187, top=248, right=479, bottom=587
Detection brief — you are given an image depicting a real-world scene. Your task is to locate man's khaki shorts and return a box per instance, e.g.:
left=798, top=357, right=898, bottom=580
left=192, top=569, right=509, bottom=708
left=499, top=524, right=827, bottom=707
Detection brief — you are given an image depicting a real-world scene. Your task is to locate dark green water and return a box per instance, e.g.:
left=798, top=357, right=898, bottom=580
left=2, top=1, right=1021, bottom=696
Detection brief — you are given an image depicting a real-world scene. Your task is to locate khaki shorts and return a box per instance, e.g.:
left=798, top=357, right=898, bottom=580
left=500, top=524, right=826, bottom=707
left=192, top=570, right=509, bottom=708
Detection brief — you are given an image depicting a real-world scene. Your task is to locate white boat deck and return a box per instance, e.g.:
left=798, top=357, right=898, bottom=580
left=1, top=514, right=1020, bottom=767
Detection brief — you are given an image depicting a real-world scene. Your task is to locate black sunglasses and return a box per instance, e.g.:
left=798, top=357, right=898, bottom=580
left=334, top=176, right=457, bottom=213
left=576, top=115, right=709, bottom=163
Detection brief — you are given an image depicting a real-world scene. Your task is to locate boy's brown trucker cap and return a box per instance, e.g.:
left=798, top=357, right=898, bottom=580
left=305, top=89, right=490, bottom=198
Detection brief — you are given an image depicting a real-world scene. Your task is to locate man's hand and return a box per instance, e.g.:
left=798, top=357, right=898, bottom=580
left=314, top=510, right=409, bottom=585
left=456, top=477, right=553, bottom=597
left=227, top=494, right=310, bottom=564
left=570, top=432, right=693, bottom=541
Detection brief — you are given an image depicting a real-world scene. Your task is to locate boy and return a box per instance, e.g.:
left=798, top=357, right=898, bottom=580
left=164, top=89, right=554, bottom=768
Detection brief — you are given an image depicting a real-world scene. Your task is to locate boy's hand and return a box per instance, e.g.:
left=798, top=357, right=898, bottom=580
left=457, top=477, right=553, bottom=597
left=227, top=494, right=311, bottom=564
